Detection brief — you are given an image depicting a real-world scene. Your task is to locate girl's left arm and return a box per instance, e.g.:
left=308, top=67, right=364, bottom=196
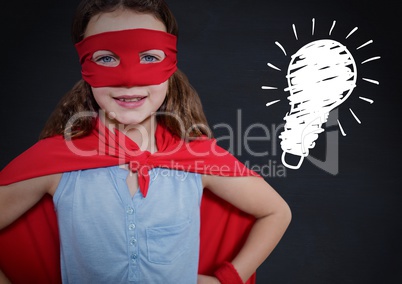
left=201, top=175, right=292, bottom=283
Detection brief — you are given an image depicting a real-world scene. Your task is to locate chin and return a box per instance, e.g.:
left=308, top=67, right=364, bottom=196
left=116, top=116, right=153, bottom=128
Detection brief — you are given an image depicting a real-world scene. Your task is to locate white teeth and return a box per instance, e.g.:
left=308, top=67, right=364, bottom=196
left=119, top=97, right=143, bottom=102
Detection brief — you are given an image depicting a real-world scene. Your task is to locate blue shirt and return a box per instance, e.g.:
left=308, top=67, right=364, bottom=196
left=53, top=166, right=203, bottom=283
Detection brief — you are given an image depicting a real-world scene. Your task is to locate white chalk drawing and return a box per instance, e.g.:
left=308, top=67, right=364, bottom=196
left=263, top=19, right=380, bottom=170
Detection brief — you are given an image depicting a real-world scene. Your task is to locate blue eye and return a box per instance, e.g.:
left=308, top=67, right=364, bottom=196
left=96, top=55, right=118, bottom=64
left=92, top=51, right=119, bottom=67
left=139, top=50, right=165, bottom=64
left=141, top=54, right=158, bottom=63
left=99, top=56, right=114, bottom=63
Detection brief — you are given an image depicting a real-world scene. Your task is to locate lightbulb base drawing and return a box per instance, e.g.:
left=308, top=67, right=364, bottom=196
left=280, top=113, right=327, bottom=169
left=281, top=152, right=305, bottom=170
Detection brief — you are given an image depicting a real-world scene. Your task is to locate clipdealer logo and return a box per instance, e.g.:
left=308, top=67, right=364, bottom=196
left=62, top=109, right=340, bottom=177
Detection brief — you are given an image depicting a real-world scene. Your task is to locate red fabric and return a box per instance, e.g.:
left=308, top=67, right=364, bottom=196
left=0, top=119, right=257, bottom=283
left=75, top=29, right=177, bottom=87
left=214, top=261, right=244, bottom=284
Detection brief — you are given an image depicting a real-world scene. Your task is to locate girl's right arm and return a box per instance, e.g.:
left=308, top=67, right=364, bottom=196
left=0, top=174, right=61, bottom=230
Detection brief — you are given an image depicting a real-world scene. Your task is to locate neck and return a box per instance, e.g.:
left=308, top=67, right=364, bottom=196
left=100, top=112, right=158, bottom=153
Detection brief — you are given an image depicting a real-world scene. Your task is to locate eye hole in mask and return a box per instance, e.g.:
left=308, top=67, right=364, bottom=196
left=92, top=49, right=166, bottom=67
left=92, top=50, right=119, bottom=67
left=139, top=49, right=166, bottom=64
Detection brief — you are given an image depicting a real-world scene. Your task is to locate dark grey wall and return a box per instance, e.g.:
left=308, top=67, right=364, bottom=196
left=1, top=1, right=401, bottom=283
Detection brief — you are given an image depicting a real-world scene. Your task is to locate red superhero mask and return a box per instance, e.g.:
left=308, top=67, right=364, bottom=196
left=75, top=28, right=177, bottom=87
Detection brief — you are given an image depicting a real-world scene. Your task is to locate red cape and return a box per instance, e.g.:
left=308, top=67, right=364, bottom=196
left=0, top=120, right=258, bottom=283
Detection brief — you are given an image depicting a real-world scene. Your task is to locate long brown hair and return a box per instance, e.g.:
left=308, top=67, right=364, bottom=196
left=40, top=0, right=210, bottom=140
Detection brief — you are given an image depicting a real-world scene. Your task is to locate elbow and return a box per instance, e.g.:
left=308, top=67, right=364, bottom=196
left=282, top=201, right=292, bottom=227
left=255, top=198, right=292, bottom=232
left=273, top=200, right=292, bottom=230
left=0, top=210, right=15, bottom=231
left=0, top=216, right=11, bottom=231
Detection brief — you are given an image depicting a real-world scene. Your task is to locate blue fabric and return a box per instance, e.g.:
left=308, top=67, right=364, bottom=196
left=53, top=166, right=203, bottom=283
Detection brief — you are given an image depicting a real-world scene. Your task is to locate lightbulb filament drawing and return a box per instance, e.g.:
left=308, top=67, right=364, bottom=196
left=262, top=19, right=380, bottom=170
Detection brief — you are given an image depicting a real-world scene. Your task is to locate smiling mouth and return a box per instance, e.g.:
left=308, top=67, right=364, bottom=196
left=115, top=96, right=147, bottom=103
left=117, top=97, right=145, bottom=102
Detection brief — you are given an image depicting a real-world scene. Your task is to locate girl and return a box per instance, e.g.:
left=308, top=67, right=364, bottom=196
left=0, top=0, right=291, bottom=283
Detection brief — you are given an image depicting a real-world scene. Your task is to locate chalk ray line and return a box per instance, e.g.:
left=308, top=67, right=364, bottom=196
left=362, top=78, right=380, bottom=85
left=337, top=119, right=346, bottom=136
left=359, top=97, right=374, bottom=104
left=261, top=86, right=278, bottom=90
left=292, top=24, right=298, bottom=40
left=346, top=27, right=358, bottom=39
left=349, top=108, right=362, bottom=124
left=275, top=41, right=287, bottom=56
left=312, top=18, right=315, bottom=35
left=266, top=100, right=281, bottom=107
left=361, top=56, right=381, bottom=64
left=267, top=63, right=281, bottom=71
left=357, top=40, right=373, bottom=50
left=329, top=20, right=336, bottom=35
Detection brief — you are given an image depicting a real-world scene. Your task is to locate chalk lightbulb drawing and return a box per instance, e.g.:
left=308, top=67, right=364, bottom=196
left=263, top=19, right=380, bottom=169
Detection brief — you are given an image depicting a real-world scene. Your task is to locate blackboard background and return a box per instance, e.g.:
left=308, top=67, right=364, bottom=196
left=1, top=0, right=401, bottom=283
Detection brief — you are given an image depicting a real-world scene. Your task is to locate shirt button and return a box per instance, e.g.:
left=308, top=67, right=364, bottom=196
left=126, top=207, right=134, bottom=215
left=130, top=238, right=137, bottom=246
left=131, top=253, right=138, bottom=262
left=129, top=223, right=136, bottom=230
